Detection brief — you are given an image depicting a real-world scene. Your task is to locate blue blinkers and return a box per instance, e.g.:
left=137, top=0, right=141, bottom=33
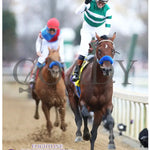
left=49, top=61, right=62, bottom=69
left=99, top=56, right=113, bottom=65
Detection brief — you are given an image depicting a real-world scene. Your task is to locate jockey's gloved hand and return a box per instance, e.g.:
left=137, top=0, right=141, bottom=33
left=75, top=3, right=90, bottom=14
left=85, top=0, right=92, bottom=4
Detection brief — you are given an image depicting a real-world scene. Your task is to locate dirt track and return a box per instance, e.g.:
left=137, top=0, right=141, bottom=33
left=3, top=82, right=140, bottom=150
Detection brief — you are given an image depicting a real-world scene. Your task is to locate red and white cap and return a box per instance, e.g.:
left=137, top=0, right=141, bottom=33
left=47, top=18, right=60, bottom=29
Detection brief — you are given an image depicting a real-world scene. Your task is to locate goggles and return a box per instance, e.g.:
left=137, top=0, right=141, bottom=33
left=48, top=28, right=56, bottom=32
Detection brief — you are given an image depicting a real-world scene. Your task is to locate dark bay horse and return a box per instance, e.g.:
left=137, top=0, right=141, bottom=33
left=65, top=33, right=116, bottom=150
left=32, top=47, right=67, bottom=135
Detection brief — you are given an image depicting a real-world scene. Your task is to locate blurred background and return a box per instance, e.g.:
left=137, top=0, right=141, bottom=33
left=3, top=0, right=148, bottom=95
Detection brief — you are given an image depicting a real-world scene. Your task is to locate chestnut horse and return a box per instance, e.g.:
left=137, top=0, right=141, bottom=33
left=65, top=33, right=116, bottom=150
left=32, top=47, right=67, bottom=135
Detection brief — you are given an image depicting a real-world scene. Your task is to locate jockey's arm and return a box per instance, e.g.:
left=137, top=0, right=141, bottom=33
left=36, top=32, right=43, bottom=57
left=75, top=2, right=90, bottom=14
left=104, top=9, right=112, bottom=35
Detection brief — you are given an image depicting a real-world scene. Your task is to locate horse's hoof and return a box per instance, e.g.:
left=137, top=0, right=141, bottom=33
left=108, top=143, right=116, bottom=149
left=60, top=123, right=67, bottom=131
left=54, top=122, right=59, bottom=127
left=83, top=132, right=90, bottom=141
left=34, top=115, right=39, bottom=120
left=61, top=126, right=66, bottom=131
left=75, top=136, right=83, bottom=143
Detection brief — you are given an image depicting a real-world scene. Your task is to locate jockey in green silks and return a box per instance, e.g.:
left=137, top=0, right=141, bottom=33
left=72, top=0, right=112, bottom=82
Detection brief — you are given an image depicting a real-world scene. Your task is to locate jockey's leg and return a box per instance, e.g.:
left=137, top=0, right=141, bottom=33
left=72, top=55, right=85, bottom=82
left=29, top=62, right=41, bottom=88
left=71, top=23, right=92, bottom=82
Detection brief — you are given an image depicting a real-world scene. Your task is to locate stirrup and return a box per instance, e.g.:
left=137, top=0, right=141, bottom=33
left=29, top=77, right=35, bottom=89
left=29, top=81, right=35, bottom=89
left=72, top=73, right=79, bottom=82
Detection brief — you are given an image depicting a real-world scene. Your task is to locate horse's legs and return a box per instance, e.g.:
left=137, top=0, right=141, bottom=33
left=82, top=116, right=90, bottom=141
left=68, top=91, right=82, bottom=142
left=42, top=103, right=52, bottom=136
left=34, top=99, right=40, bottom=119
left=58, top=102, right=67, bottom=131
left=32, top=90, right=40, bottom=119
left=103, top=109, right=115, bottom=149
left=54, top=107, right=59, bottom=127
left=90, top=112, right=102, bottom=150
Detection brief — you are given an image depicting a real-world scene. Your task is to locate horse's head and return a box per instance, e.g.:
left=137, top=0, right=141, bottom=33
left=95, top=33, right=117, bottom=76
left=45, top=47, right=62, bottom=78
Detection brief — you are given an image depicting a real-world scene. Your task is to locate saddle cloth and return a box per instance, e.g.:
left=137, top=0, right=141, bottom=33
left=74, top=59, right=89, bottom=97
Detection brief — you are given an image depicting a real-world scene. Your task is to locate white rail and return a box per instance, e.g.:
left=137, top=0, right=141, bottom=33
left=112, top=90, right=148, bottom=140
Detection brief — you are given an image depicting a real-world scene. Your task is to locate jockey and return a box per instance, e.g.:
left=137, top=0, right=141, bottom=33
left=72, top=0, right=112, bottom=82
left=30, top=18, right=64, bottom=86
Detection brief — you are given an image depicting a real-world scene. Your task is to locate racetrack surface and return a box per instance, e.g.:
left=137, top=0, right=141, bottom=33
left=3, top=82, right=141, bottom=150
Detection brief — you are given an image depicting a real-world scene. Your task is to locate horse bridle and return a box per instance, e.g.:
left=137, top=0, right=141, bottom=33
left=96, top=39, right=120, bottom=65
left=98, top=39, right=114, bottom=44
left=97, top=39, right=120, bottom=54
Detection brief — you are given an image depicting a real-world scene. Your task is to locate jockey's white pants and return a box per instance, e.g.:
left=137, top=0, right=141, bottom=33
left=37, top=39, right=64, bottom=64
left=78, top=21, right=110, bottom=57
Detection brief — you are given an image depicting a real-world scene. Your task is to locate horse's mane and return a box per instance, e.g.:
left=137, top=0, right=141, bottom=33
left=100, top=35, right=109, bottom=39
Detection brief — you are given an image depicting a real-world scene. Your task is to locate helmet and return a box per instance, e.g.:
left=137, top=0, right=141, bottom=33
left=96, top=0, right=108, bottom=3
left=47, top=18, right=60, bottom=29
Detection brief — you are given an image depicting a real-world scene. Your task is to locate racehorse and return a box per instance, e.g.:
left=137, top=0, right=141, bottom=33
left=65, top=33, right=116, bottom=150
left=32, top=47, right=67, bottom=136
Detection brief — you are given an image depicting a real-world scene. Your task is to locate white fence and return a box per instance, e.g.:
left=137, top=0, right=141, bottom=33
left=112, top=90, right=148, bottom=140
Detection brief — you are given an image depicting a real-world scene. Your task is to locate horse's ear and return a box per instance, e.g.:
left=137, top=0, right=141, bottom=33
left=95, top=33, right=101, bottom=41
left=111, top=32, right=116, bottom=41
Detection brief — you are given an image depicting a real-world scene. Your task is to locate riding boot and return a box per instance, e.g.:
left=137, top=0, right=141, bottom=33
left=29, top=65, right=39, bottom=89
left=72, top=59, right=84, bottom=82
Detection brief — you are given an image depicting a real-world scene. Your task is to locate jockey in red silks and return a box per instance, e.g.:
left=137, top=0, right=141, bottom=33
left=30, top=18, right=64, bottom=87
left=72, top=0, right=112, bottom=82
